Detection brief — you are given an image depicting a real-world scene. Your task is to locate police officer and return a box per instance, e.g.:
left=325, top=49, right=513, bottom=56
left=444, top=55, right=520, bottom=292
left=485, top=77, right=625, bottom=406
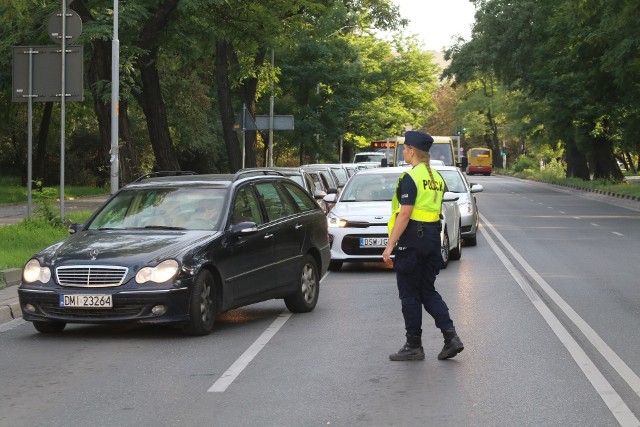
left=382, top=131, right=464, bottom=361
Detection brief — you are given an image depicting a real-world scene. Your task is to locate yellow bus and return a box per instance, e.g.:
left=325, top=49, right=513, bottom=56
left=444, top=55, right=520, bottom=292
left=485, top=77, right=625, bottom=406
left=466, top=147, right=493, bottom=175
left=393, top=136, right=456, bottom=167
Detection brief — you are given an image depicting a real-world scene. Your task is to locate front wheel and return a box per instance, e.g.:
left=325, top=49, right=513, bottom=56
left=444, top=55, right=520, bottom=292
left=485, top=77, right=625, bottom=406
left=284, top=255, right=319, bottom=313
left=183, top=270, right=216, bottom=336
left=440, top=228, right=450, bottom=269
left=449, top=223, right=462, bottom=261
left=33, top=321, right=66, bottom=334
left=328, top=260, right=343, bottom=271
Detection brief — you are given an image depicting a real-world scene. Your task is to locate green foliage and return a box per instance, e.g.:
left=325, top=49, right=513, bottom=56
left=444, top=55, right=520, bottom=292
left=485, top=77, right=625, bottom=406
left=0, top=209, right=94, bottom=269
left=511, top=155, right=537, bottom=173
left=539, top=158, right=566, bottom=180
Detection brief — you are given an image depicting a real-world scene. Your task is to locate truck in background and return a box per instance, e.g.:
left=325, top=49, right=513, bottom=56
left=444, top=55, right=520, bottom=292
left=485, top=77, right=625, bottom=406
left=392, top=136, right=457, bottom=167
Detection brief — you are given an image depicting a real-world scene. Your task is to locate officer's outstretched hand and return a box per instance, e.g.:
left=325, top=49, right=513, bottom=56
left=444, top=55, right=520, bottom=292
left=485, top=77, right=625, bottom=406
left=382, top=245, right=393, bottom=265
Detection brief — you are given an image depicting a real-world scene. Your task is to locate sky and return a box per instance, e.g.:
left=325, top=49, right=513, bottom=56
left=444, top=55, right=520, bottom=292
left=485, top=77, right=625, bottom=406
left=388, top=0, right=477, bottom=52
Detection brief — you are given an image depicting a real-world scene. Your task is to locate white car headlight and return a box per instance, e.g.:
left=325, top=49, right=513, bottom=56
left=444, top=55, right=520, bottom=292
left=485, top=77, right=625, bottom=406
left=135, top=260, right=180, bottom=284
left=459, top=201, right=473, bottom=214
left=327, top=213, right=347, bottom=228
left=22, top=259, right=51, bottom=284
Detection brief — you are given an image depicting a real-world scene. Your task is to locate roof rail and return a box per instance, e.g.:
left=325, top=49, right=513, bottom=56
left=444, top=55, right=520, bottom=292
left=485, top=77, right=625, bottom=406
left=233, top=169, right=285, bottom=181
left=132, top=171, right=197, bottom=183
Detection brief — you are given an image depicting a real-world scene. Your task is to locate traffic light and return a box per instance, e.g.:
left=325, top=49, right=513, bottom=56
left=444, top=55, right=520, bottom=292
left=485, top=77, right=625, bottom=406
left=455, top=127, right=466, bottom=135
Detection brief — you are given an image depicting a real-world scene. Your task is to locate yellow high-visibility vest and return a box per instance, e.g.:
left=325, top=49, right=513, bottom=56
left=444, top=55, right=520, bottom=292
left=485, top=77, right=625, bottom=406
left=388, top=163, right=444, bottom=236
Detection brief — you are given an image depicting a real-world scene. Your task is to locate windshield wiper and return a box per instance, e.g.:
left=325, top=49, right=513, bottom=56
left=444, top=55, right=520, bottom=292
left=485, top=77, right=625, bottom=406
left=142, top=225, right=187, bottom=230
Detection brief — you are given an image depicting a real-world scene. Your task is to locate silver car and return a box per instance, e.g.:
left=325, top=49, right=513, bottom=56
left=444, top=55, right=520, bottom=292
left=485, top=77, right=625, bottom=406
left=324, top=167, right=461, bottom=270
left=433, top=165, right=483, bottom=246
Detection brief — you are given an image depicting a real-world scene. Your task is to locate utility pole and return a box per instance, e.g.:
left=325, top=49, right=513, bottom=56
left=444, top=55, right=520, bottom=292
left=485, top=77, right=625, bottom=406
left=110, top=0, right=120, bottom=194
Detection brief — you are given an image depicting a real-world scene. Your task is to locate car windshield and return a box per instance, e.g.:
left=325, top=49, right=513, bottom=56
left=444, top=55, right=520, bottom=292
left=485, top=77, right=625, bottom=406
left=354, top=153, right=384, bottom=163
left=286, top=174, right=304, bottom=187
left=438, top=170, right=467, bottom=193
left=340, top=173, right=400, bottom=202
left=87, top=187, right=227, bottom=231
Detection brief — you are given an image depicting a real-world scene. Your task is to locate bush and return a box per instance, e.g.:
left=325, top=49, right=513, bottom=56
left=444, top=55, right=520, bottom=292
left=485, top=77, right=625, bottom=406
left=539, top=158, right=566, bottom=180
left=512, top=155, right=537, bottom=172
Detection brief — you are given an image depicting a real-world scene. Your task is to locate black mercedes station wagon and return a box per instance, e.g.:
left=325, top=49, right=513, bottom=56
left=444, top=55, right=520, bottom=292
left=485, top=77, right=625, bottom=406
left=18, top=171, right=331, bottom=335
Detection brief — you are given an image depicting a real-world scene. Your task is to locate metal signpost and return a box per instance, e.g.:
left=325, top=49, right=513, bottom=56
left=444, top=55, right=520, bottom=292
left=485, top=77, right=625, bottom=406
left=11, top=0, right=83, bottom=220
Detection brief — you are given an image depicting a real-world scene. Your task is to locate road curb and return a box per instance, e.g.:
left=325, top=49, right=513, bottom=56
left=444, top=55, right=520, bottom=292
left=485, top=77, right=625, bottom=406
left=0, top=301, right=21, bottom=323
left=0, top=268, right=22, bottom=289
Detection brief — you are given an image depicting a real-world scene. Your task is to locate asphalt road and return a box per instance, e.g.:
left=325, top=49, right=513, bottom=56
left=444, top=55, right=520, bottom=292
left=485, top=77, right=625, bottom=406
left=1, top=176, right=639, bottom=426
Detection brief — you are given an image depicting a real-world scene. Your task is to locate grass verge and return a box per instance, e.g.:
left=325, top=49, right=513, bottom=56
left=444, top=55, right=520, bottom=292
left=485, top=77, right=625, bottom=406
left=0, top=176, right=109, bottom=204
left=0, top=210, right=93, bottom=270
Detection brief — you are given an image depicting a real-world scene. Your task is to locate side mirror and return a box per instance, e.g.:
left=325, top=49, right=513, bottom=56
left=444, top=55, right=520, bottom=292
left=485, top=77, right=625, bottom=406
left=442, top=191, right=460, bottom=202
left=323, top=193, right=338, bottom=204
left=68, top=223, right=83, bottom=235
left=314, top=189, right=327, bottom=200
left=229, top=221, right=258, bottom=236
left=470, top=184, right=483, bottom=193
left=381, top=158, right=388, bottom=167
left=327, top=188, right=338, bottom=195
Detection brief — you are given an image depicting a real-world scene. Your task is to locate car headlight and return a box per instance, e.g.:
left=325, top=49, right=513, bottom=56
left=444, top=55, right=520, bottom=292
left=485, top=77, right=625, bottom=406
left=327, top=212, right=347, bottom=228
left=135, top=260, right=180, bottom=284
left=22, top=259, right=51, bottom=284
left=459, top=201, right=473, bottom=214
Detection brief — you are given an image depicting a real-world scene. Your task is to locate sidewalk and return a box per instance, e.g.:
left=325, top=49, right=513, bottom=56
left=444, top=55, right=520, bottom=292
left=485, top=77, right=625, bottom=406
left=0, top=195, right=109, bottom=325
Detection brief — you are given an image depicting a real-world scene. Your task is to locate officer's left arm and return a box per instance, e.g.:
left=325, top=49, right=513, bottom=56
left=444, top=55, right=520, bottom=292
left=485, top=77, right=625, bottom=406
left=382, top=204, right=413, bottom=263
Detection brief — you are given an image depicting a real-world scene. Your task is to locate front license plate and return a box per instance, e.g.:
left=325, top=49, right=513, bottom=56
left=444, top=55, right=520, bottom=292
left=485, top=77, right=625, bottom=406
left=360, top=237, right=388, bottom=248
left=60, top=294, right=113, bottom=308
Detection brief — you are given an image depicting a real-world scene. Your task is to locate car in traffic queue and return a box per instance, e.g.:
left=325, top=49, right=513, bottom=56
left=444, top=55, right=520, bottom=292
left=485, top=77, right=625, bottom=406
left=18, top=171, right=331, bottom=335
left=304, top=163, right=352, bottom=190
left=323, top=166, right=461, bottom=271
left=433, top=164, right=483, bottom=246
left=239, top=166, right=330, bottom=212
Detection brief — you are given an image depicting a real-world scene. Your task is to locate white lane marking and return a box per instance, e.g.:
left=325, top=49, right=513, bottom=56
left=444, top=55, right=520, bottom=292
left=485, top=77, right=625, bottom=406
left=208, top=272, right=329, bottom=393
left=0, top=317, right=26, bottom=333
left=208, top=311, right=292, bottom=393
left=612, top=232, right=624, bottom=236
left=591, top=223, right=600, bottom=227
left=480, top=214, right=640, bottom=426
left=574, top=216, right=582, bottom=220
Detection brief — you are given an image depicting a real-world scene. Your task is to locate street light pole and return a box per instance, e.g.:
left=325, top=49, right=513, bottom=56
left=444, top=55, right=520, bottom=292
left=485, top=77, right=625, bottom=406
left=110, top=0, right=120, bottom=194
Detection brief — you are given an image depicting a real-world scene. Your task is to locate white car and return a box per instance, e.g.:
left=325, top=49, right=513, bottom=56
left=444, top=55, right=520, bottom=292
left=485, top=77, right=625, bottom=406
left=324, top=167, right=461, bottom=271
left=433, top=165, right=483, bottom=246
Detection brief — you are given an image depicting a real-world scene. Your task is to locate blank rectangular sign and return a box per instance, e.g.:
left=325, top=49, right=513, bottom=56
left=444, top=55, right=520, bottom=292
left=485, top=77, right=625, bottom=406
left=12, top=45, right=84, bottom=102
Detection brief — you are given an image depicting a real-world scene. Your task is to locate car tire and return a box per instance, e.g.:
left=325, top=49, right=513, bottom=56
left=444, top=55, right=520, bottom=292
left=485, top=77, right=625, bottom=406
left=450, top=223, right=462, bottom=261
left=465, top=234, right=477, bottom=246
left=441, top=228, right=450, bottom=269
left=183, top=270, right=216, bottom=336
left=33, top=321, right=66, bottom=333
left=284, top=254, right=319, bottom=313
left=328, top=260, right=343, bottom=271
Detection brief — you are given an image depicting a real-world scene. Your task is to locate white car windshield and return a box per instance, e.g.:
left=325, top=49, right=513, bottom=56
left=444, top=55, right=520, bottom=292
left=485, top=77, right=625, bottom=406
left=340, top=173, right=400, bottom=202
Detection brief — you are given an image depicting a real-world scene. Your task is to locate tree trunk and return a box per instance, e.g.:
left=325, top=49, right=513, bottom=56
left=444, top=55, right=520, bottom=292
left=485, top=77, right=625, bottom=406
left=215, top=40, right=242, bottom=172
left=130, top=0, right=181, bottom=172
left=134, top=48, right=180, bottom=171
left=235, top=47, right=268, bottom=168
left=564, top=139, right=590, bottom=180
left=590, top=135, right=625, bottom=181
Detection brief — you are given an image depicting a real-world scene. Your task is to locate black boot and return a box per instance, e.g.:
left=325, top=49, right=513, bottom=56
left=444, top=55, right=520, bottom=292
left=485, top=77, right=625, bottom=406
left=438, top=329, right=464, bottom=360
left=389, top=335, right=425, bottom=361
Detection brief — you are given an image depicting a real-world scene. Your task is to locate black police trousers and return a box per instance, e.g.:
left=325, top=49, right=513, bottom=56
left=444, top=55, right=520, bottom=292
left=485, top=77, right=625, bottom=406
left=394, top=221, right=454, bottom=337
